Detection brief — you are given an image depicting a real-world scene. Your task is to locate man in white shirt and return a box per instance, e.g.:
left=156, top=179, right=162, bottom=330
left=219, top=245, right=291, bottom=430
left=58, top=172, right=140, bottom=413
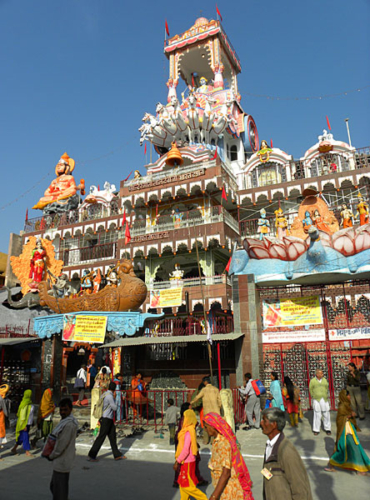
left=88, top=382, right=125, bottom=461
left=308, top=369, right=331, bottom=436
left=75, top=365, right=87, bottom=407
left=238, top=372, right=260, bottom=429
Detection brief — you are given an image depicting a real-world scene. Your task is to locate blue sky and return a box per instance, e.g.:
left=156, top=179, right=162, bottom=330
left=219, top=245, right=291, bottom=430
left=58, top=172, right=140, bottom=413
left=1, top=0, right=369, bottom=253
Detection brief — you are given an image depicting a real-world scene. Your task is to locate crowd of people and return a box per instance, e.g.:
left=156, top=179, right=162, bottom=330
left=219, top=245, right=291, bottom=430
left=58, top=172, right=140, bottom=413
left=0, top=362, right=370, bottom=499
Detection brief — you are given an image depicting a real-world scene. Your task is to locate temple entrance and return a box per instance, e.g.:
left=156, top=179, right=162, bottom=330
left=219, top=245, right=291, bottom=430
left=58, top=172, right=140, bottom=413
left=61, top=343, right=97, bottom=395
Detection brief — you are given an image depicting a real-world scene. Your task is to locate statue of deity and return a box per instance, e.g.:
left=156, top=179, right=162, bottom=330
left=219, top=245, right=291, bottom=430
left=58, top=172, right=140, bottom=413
left=356, top=194, right=369, bottom=226
left=93, top=269, right=102, bottom=294
left=302, top=210, right=313, bottom=233
left=33, top=153, right=85, bottom=214
left=312, top=209, right=332, bottom=234
left=257, top=209, right=270, bottom=240
left=274, top=208, right=288, bottom=239
left=29, top=238, right=46, bottom=285
left=134, top=170, right=142, bottom=179
left=170, top=263, right=184, bottom=280
left=257, top=139, right=272, bottom=163
left=106, top=264, right=118, bottom=287
left=340, top=203, right=355, bottom=228
left=49, top=273, right=72, bottom=299
left=197, top=76, right=209, bottom=93
left=80, top=269, right=93, bottom=294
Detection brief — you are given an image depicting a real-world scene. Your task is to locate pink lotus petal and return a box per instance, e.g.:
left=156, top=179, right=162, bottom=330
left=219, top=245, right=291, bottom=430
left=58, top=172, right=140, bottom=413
left=249, top=247, right=271, bottom=259
left=269, top=245, right=288, bottom=260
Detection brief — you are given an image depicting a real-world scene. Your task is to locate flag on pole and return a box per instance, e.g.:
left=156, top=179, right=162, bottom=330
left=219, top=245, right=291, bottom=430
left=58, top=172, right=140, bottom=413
left=25, top=208, right=28, bottom=222
left=165, top=19, right=170, bottom=37
left=144, top=143, right=147, bottom=155
left=270, top=139, right=273, bottom=148
left=211, top=147, right=218, bottom=160
left=122, top=170, right=133, bottom=184
left=207, top=313, right=213, bottom=345
left=225, top=257, right=232, bottom=273
left=221, top=186, right=228, bottom=201
left=216, top=4, right=223, bottom=21
left=326, top=115, right=331, bottom=131
left=122, top=210, right=126, bottom=227
left=98, top=185, right=100, bottom=191
left=125, top=222, right=131, bottom=245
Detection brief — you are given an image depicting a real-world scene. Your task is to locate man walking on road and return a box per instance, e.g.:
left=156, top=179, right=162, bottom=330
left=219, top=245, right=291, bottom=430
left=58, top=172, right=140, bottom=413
left=261, top=408, right=313, bottom=500
left=191, top=376, right=221, bottom=443
left=347, top=362, right=365, bottom=420
left=239, top=372, right=260, bottom=430
left=49, top=398, right=79, bottom=500
left=88, top=382, right=125, bottom=461
left=309, top=369, right=331, bottom=436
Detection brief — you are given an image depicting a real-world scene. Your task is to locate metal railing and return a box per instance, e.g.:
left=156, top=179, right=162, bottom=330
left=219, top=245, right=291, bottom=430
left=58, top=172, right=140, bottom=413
left=115, top=388, right=244, bottom=431
left=56, top=242, right=117, bottom=266
left=145, top=315, right=234, bottom=337
left=148, top=275, right=231, bottom=290
left=131, top=205, right=239, bottom=236
left=24, top=200, right=120, bottom=233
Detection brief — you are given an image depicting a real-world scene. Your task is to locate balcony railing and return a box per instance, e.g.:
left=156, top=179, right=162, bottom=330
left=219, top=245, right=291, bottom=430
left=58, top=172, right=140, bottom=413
left=131, top=205, right=239, bottom=236
left=56, top=242, right=117, bottom=267
left=24, top=199, right=120, bottom=234
left=146, top=315, right=234, bottom=337
left=148, top=275, right=231, bottom=290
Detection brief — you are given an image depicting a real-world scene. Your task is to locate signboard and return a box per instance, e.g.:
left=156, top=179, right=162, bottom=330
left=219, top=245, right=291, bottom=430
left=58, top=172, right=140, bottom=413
left=149, top=288, right=183, bottom=308
left=263, top=296, right=323, bottom=328
left=263, top=329, right=326, bottom=344
left=62, top=315, right=107, bottom=344
left=329, top=328, right=370, bottom=341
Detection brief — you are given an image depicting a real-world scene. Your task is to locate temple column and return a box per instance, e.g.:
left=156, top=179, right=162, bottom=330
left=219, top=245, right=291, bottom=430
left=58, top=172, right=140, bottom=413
left=232, top=274, right=262, bottom=385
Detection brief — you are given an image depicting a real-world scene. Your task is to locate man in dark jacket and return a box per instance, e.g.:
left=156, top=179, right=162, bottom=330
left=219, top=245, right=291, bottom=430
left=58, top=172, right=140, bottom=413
left=346, top=362, right=365, bottom=420
left=260, top=408, right=313, bottom=500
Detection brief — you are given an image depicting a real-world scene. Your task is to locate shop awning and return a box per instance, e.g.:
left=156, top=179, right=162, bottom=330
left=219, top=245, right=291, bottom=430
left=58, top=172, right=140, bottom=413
left=100, top=332, right=244, bottom=348
left=0, top=337, right=40, bottom=346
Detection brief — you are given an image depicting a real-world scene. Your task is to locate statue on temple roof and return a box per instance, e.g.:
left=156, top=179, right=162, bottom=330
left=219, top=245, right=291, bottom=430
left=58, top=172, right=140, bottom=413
left=275, top=208, right=288, bottom=239
left=356, top=194, right=369, bottom=226
left=257, top=139, right=272, bottom=163
left=196, top=76, right=213, bottom=94
left=33, top=153, right=85, bottom=215
left=257, top=209, right=270, bottom=240
left=340, top=203, right=355, bottom=228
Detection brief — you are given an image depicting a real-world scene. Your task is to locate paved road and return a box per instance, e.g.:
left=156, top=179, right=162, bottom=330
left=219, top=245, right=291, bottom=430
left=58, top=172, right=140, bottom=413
left=1, top=411, right=369, bottom=499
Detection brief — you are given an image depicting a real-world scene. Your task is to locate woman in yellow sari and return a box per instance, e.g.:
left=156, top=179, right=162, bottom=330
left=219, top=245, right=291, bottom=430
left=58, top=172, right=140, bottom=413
left=11, top=389, right=34, bottom=457
left=38, top=388, right=55, bottom=440
left=173, top=409, right=208, bottom=500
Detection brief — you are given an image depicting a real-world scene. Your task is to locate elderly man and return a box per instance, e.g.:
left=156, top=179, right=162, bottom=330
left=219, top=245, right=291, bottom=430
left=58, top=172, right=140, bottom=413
left=239, top=372, right=260, bottom=430
left=261, top=408, right=313, bottom=500
left=309, top=369, right=331, bottom=436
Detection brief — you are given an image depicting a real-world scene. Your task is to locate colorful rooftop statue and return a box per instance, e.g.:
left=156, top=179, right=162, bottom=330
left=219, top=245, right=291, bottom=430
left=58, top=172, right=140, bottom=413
left=357, top=194, right=369, bottom=226
left=258, top=209, right=270, bottom=240
left=33, top=153, right=85, bottom=214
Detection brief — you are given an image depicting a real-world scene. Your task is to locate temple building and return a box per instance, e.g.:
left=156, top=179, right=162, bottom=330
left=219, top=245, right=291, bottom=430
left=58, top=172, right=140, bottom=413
left=4, top=17, right=370, bottom=407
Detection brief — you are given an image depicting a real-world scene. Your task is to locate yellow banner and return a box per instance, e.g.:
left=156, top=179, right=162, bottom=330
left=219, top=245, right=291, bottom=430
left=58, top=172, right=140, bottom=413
left=149, top=288, right=183, bottom=308
left=62, top=315, right=107, bottom=343
left=263, top=296, right=323, bottom=328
